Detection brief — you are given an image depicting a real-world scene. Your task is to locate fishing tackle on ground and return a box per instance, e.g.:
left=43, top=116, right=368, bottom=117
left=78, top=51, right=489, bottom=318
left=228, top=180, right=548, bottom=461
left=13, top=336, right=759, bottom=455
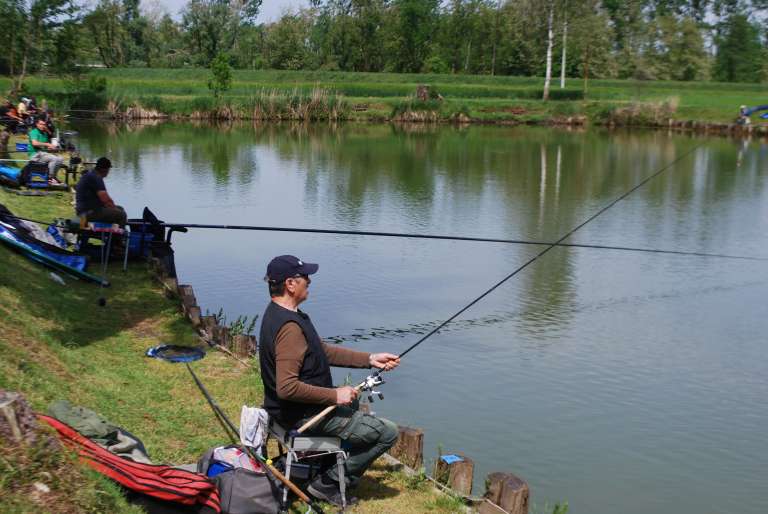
left=150, top=345, right=324, bottom=512
left=184, top=363, right=325, bottom=513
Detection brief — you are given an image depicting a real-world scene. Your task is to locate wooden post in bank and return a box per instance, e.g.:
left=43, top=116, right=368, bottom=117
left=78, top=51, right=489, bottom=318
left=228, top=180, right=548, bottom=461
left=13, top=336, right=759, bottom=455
left=435, top=451, right=475, bottom=495
left=479, top=472, right=530, bottom=514
left=389, top=425, right=424, bottom=470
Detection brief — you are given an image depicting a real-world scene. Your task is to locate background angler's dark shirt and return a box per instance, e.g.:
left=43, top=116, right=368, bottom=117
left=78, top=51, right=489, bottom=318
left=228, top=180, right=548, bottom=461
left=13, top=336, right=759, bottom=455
left=75, top=171, right=106, bottom=215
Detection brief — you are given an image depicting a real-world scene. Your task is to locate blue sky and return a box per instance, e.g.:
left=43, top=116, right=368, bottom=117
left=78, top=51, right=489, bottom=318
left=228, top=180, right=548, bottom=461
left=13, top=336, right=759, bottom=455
left=149, top=0, right=308, bottom=21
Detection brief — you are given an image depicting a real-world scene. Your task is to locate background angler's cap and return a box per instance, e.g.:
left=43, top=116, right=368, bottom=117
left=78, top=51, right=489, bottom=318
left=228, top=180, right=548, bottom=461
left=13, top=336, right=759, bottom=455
left=95, top=157, right=112, bottom=169
left=265, top=255, right=319, bottom=283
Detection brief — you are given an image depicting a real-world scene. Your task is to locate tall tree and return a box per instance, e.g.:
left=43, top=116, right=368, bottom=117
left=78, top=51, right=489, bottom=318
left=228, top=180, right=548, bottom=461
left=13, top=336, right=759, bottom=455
left=603, top=0, right=648, bottom=78
left=648, top=15, right=708, bottom=80
left=713, top=13, right=764, bottom=82
left=143, top=11, right=187, bottom=67
left=121, top=0, right=148, bottom=64
left=11, top=0, right=80, bottom=92
left=560, top=0, right=568, bottom=88
left=568, top=0, right=616, bottom=91
left=264, top=11, right=317, bottom=70
left=386, top=0, right=439, bottom=73
left=85, top=0, right=127, bottom=67
left=542, top=0, right=555, bottom=100
left=315, top=0, right=387, bottom=71
left=0, top=0, right=27, bottom=76
left=182, top=0, right=263, bottom=65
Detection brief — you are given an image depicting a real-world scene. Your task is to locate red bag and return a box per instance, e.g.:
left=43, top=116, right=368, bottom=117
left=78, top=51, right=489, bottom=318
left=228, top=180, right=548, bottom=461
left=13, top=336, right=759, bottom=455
left=38, top=414, right=221, bottom=513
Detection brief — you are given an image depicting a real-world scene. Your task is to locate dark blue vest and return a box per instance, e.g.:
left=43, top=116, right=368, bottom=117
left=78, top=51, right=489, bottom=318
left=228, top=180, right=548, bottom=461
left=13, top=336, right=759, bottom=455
left=259, top=301, right=333, bottom=427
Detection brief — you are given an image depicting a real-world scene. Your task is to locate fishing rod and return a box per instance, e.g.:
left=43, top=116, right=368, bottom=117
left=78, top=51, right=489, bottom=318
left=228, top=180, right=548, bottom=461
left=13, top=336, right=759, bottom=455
left=185, top=363, right=324, bottom=514
left=156, top=222, right=768, bottom=262
left=5, top=213, right=766, bottom=262
left=296, top=143, right=708, bottom=434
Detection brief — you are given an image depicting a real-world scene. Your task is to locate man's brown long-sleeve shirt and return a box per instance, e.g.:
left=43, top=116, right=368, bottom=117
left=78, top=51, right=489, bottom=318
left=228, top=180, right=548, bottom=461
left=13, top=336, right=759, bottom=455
left=275, top=322, right=370, bottom=405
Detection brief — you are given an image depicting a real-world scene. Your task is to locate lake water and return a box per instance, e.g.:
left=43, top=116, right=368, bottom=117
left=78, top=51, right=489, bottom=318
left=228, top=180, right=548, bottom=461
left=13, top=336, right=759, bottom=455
left=73, top=121, right=768, bottom=514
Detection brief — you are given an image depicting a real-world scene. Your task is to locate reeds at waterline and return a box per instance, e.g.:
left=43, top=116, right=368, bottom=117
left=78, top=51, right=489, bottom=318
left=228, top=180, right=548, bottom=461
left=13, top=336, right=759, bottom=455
left=248, top=87, right=349, bottom=121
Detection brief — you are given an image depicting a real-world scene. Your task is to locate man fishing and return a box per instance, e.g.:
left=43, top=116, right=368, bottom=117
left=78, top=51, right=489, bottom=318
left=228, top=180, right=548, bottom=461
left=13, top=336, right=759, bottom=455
left=75, top=157, right=127, bottom=225
left=28, top=117, right=64, bottom=183
left=259, top=254, right=400, bottom=507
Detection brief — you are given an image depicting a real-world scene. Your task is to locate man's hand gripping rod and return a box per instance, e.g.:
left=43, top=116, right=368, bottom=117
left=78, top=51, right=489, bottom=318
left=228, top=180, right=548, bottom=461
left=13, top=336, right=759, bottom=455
left=295, top=370, right=386, bottom=434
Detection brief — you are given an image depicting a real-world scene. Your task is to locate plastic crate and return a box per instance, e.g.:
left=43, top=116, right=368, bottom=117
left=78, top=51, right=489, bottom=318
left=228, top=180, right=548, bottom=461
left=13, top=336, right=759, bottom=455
left=128, top=231, right=154, bottom=257
left=26, top=170, right=48, bottom=188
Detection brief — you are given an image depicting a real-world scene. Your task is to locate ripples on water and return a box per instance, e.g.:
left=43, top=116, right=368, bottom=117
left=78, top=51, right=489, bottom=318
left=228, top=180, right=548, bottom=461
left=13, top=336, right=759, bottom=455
left=325, top=276, right=768, bottom=345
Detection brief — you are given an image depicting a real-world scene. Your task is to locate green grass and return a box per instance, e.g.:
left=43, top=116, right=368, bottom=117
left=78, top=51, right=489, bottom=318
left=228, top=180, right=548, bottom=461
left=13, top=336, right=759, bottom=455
left=0, top=187, right=461, bottom=513
left=3, top=68, right=764, bottom=124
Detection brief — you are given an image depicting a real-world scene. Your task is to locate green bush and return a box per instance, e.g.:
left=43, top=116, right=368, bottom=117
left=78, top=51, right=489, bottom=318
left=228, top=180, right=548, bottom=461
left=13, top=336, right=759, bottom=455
left=208, top=53, right=233, bottom=98
left=25, top=75, right=108, bottom=111
left=68, top=76, right=108, bottom=110
left=189, top=96, right=217, bottom=112
left=422, top=56, right=450, bottom=75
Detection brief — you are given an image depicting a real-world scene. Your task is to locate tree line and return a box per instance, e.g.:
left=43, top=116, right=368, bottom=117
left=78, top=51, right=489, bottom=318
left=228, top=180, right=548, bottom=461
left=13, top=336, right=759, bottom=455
left=1, top=0, right=767, bottom=86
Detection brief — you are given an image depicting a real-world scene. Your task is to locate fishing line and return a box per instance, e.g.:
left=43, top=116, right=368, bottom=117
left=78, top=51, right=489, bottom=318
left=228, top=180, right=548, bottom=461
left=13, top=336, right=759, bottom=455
left=4, top=212, right=767, bottom=262
left=296, top=143, right=712, bottom=434
left=397, top=143, right=705, bottom=359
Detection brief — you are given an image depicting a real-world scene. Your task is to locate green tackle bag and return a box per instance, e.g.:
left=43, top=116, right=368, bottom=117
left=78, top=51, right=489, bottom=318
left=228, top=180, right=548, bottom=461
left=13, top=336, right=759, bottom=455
left=197, top=446, right=280, bottom=514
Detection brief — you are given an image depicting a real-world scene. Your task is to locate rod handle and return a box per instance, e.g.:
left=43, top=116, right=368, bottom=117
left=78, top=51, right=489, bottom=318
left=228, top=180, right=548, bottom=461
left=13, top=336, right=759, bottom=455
left=296, top=405, right=337, bottom=434
left=297, top=380, right=370, bottom=434
left=266, top=461, right=312, bottom=503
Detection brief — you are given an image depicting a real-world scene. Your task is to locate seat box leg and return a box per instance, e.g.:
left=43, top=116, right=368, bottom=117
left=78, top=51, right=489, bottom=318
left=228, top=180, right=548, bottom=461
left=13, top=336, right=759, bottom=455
left=337, top=452, right=346, bottom=510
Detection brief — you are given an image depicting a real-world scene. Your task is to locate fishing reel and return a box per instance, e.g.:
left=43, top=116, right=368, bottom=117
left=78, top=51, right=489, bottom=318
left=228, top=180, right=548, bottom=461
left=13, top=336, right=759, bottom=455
left=359, top=371, right=385, bottom=403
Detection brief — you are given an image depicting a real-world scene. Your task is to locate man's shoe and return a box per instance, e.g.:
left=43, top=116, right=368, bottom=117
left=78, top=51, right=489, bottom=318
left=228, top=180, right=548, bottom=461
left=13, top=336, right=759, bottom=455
left=307, top=475, right=358, bottom=508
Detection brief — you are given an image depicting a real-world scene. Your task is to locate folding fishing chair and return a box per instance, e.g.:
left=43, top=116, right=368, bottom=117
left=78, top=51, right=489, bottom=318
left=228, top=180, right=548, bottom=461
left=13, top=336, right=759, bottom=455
left=267, top=420, right=348, bottom=510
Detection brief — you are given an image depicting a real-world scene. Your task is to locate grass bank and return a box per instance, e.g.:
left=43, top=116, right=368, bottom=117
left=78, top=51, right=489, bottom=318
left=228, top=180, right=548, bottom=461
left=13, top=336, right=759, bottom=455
left=4, top=69, right=767, bottom=127
left=0, top=189, right=464, bottom=512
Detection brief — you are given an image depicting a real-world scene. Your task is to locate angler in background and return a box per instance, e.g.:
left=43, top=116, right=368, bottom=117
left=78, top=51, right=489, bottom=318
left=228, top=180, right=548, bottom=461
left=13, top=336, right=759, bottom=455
left=28, top=117, right=64, bottom=183
left=0, top=100, right=23, bottom=133
left=737, top=104, right=768, bottom=125
left=259, top=254, right=400, bottom=508
left=75, top=157, right=127, bottom=225
left=17, top=97, right=29, bottom=119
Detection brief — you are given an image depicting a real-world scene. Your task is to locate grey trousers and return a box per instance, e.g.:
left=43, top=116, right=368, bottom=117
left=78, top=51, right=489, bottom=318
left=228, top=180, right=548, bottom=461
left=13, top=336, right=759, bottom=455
left=31, top=152, right=64, bottom=179
left=298, top=406, right=399, bottom=487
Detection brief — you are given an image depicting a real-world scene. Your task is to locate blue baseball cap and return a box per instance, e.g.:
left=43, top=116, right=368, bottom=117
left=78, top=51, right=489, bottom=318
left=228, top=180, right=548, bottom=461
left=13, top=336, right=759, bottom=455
left=265, top=255, right=319, bottom=283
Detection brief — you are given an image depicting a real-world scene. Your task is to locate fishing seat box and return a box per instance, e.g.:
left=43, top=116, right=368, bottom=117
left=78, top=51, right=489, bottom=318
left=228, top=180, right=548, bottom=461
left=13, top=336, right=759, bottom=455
left=23, top=161, right=50, bottom=189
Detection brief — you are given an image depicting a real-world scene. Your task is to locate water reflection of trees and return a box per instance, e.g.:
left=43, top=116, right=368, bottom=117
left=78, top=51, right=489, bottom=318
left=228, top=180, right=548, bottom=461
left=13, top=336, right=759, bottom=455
left=71, top=122, right=762, bottom=247
left=68, top=119, right=766, bottom=338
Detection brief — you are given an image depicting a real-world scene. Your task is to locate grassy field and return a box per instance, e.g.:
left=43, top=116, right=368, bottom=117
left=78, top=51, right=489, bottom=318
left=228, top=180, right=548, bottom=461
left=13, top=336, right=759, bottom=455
left=0, top=188, right=466, bottom=513
left=3, top=68, right=763, bottom=124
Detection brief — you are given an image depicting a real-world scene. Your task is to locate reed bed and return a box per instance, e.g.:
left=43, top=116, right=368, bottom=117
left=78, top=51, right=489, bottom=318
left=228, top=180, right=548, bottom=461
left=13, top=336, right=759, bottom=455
left=590, top=97, right=680, bottom=126
left=248, top=88, right=349, bottom=121
left=100, top=88, right=350, bottom=121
